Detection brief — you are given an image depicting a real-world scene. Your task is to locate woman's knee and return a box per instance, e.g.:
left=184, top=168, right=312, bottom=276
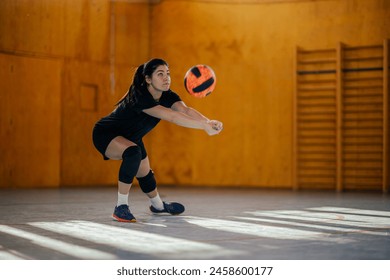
left=137, top=170, right=157, bottom=193
left=136, top=156, right=151, bottom=178
left=118, top=146, right=142, bottom=184
left=105, top=136, right=136, bottom=160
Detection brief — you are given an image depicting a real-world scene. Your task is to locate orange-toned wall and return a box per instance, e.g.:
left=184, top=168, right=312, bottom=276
left=0, top=0, right=150, bottom=188
left=0, top=0, right=389, bottom=189
left=148, top=0, right=390, bottom=188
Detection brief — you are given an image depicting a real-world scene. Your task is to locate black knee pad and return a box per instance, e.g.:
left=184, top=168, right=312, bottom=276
left=118, top=146, right=142, bottom=184
left=137, top=170, right=157, bottom=193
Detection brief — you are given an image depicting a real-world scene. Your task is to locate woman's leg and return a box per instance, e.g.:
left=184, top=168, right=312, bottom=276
left=136, top=156, right=164, bottom=210
left=105, top=136, right=137, bottom=160
left=106, top=136, right=140, bottom=195
left=136, top=156, right=185, bottom=215
left=105, top=136, right=141, bottom=222
left=106, top=136, right=184, bottom=217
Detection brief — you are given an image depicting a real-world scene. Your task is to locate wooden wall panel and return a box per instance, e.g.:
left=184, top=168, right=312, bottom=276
left=63, top=0, right=110, bottom=62
left=0, top=54, right=62, bottom=188
left=0, top=0, right=151, bottom=188
left=0, top=0, right=112, bottom=62
left=148, top=0, right=390, bottom=188
left=112, top=1, right=150, bottom=66
left=0, top=0, right=66, bottom=56
left=61, top=61, right=119, bottom=186
left=60, top=63, right=151, bottom=187
left=60, top=1, right=150, bottom=186
left=148, top=2, right=295, bottom=187
left=0, top=0, right=389, bottom=190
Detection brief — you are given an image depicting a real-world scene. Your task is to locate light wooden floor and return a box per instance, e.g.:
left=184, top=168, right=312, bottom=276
left=0, top=186, right=389, bottom=260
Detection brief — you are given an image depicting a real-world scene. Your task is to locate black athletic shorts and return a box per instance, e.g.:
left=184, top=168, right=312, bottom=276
left=92, top=126, right=147, bottom=160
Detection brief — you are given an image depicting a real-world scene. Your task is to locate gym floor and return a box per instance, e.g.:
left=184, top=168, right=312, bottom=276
left=0, top=186, right=389, bottom=260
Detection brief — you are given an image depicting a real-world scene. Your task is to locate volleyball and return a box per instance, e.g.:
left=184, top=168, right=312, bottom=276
left=184, top=64, right=216, bottom=98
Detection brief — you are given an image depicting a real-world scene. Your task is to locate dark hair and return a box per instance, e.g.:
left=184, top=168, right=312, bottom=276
left=117, top=58, right=169, bottom=105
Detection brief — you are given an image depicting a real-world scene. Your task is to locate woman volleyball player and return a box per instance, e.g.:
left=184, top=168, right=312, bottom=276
left=92, top=58, right=223, bottom=222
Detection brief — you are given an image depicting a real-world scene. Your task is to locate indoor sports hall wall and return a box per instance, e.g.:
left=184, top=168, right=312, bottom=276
left=0, top=0, right=389, bottom=191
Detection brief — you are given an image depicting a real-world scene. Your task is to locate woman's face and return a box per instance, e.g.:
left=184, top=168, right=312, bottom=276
left=146, top=64, right=171, bottom=92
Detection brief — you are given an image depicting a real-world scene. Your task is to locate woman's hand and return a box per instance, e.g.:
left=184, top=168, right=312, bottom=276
left=204, top=120, right=223, bottom=135
left=210, top=120, right=223, bottom=131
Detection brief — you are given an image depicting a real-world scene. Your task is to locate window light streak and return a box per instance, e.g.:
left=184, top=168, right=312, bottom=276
left=139, top=222, right=167, bottom=227
left=246, top=210, right=390, bottom=229
left=0, top=225, right=116, bottom=259
left=184, top=216, right=324, bottom=240
left=0, top=245, right=31, bottom=260
left=308, top=207, right=390, bottom=217
left=235, top=216, right=389, bottom=237
left=30, top=220, right=241, bottom=259
left=0, top=246, right=28, bottom=260
left=0, top=252, right=22, bottom=260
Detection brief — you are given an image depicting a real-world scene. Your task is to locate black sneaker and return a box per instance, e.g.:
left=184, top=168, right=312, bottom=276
left=150, top=201, right=185, bottom=215
left=113, top=204, right=136, bottom=222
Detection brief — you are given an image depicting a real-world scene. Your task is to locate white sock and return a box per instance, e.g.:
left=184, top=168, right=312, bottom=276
left=117, top=192, right=129, bottom=206
left=150, top=194, right=164, bottom=210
